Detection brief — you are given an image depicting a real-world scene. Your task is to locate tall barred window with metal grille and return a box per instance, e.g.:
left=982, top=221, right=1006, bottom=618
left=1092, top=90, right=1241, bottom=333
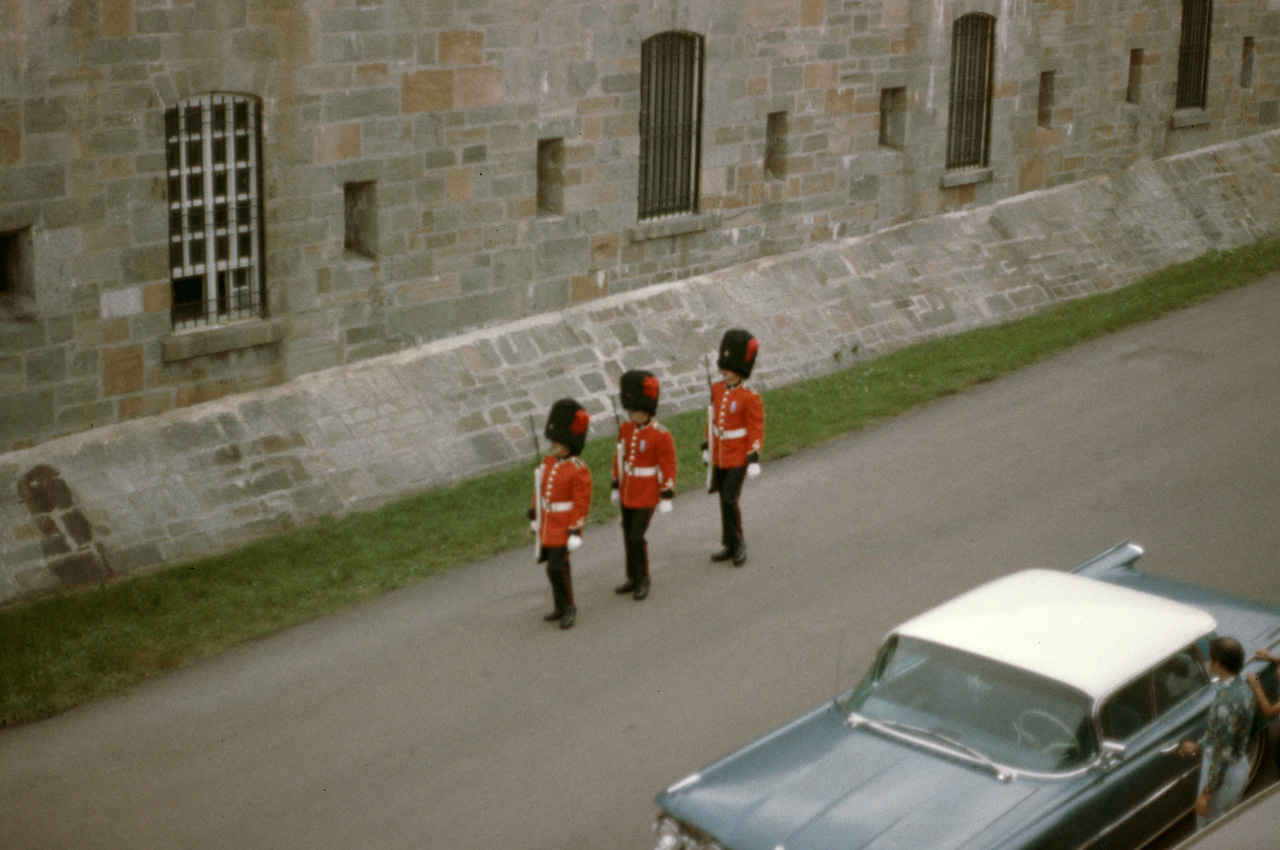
left=638, top=31, right=704, bottom=220
left=164, top=93, right=266, bottom=330
left=1176, top=0, right=1213, bottom=109
left=946, top=14, right=995, bottom=170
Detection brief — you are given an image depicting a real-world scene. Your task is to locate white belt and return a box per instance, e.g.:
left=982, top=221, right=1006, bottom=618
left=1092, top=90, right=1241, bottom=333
left=624, top=464, right=658, bottom=477
left=542, top=501, right=573, bottom=512
left=714, top=427, right=747, bottom=439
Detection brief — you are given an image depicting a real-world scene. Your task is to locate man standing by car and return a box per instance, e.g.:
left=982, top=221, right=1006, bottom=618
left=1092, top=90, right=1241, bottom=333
left=704, top=329, right=764, bottom=567
left=1178, top=636, right=1256, bottom=828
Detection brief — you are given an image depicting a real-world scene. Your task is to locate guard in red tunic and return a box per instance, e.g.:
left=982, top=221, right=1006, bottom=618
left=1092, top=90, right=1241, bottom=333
left=610, top=370, right=678, bottom=600
left=705, top=329, right=764, bottom=566
left=528, top=398, right=592, bottom=629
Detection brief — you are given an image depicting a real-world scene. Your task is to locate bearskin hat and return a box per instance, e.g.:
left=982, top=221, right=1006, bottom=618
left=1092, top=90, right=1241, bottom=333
left=717, top=328, right=760, bottom=379
left=545, top=398, right=590, bottom=455
left=620, top=370, right=660, bottom=416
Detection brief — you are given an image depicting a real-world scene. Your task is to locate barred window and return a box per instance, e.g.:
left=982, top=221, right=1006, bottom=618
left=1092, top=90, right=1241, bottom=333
left=638, top=31, right=704, bottom=220
left=946, top=14, right=996, bottom=169
left=1176, top=0, right=1212, bottom=110
left=165, top=93, right=266, bottom=330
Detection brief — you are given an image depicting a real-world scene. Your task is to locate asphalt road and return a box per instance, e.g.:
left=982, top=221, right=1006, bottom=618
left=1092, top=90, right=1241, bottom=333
left=2, top=276, right=1279, bottom=850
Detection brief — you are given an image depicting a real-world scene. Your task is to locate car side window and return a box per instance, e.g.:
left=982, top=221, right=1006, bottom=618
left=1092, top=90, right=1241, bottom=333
left=1101, top=675, right=1155, bottom=740
left=1100, top=645, right=1210, bottom=740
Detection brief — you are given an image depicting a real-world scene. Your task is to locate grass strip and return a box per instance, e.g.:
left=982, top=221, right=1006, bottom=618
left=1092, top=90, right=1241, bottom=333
left=3, top=237, right=1280, bottom=726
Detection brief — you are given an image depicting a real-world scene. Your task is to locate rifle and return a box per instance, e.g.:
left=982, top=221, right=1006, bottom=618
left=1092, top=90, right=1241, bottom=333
left=610, top=394, right=625, bottom=506
left=529, top=414, right=543, bottom=563
left=704, top=354, right=715, bottom=490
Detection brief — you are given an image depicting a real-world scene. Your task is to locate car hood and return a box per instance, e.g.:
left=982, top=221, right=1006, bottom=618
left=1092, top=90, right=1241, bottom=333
left=657, top=704, right=1058, bottom=850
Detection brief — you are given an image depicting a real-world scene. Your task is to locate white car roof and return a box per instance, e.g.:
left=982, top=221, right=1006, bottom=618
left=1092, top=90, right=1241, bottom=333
left=894, top=569, right=1218, bottom=700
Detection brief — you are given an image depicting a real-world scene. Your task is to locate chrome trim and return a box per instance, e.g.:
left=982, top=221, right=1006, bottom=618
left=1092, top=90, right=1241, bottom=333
left=1076, top=766, right=1196, bottom=850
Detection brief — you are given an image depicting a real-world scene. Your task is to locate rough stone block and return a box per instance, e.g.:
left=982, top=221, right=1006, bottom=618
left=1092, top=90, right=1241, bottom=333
left=102, top=344, right=144, bottom=396
left=454, top=66, right=504, bottom=107
left=440, top=30, right=483, bottom=65
left=402, top=70, right=453, bottom=112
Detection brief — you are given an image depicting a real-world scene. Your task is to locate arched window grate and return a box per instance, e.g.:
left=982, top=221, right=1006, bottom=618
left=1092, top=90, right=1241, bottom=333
left=946, top=14, right=995, bottom=170
left=638, top=31, right=704, bottom=220
left=164, top=93, right=266, bottom=329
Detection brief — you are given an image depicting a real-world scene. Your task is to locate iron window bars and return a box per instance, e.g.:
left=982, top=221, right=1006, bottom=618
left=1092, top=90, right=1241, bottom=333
left=165, top=93, right=266, bottom=330
left=1176, top=0, right=1212, bottom=110
left=638, top=31, right=704, bottom=220
left=946, top=14, right=996, bottom=170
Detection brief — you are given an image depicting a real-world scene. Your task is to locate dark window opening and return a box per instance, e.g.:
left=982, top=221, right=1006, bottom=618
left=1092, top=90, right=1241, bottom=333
left=344, top=181, right=378, bottom=258
left=537, top=138, right=565, bottom=217
left=1241, top=37, right=1256, bottom=88
left=765, top=111, right=789, bottom=179
left=947, top=14, right=996, bottom=169
left=879, top=89, right=906, bottom=150
left=1037, top=72, right=1055, bottom=128
left=1176, top=0, right=1213, bottom=110
left=1127, top=50, right=1144, bottom=104
left=638, top=30, right=704, bottom=220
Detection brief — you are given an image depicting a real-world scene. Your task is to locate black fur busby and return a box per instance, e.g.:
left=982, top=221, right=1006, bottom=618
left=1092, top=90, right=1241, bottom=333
left=717, top=329, right=760, bottom=379
left=545, top=398, right=590, bottom=455
left=620, top=370, right=660, bottom=415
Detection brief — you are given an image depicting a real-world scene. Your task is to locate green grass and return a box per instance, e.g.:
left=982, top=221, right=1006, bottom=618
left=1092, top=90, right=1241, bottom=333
left=4, top=237, right=1280, bottom=727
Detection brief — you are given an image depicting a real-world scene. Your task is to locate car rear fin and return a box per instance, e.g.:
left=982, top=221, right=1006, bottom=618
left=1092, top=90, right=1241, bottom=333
left=1068, top=541, right=1144, bottom=578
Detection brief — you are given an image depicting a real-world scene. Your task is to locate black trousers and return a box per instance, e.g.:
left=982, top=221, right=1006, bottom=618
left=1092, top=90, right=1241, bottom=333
left=710, top=465, right=747, bottom=551
left=620, top=506, right=654, bottom=584
left=540, top=545, right=574, bottom=612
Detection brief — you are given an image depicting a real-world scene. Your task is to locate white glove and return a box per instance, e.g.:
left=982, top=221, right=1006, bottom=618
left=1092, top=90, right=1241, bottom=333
left=658, top=499, right=673, bottom=515
left=530, top=520, right=538, bottom=534
left=610, top=489, right=620, bottom=506
left=747, top=463, right=761, bottom=479
left=567, top=534, right=583, bottom=553
left=702, top=449, right=710, bottom=464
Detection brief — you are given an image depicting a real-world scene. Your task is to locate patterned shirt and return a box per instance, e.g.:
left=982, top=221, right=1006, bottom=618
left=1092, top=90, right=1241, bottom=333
left=1203, top=675, right=1255, bottom=793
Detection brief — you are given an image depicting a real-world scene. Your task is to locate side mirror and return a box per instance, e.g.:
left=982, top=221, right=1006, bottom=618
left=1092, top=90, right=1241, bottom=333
left=1101, top=741, right=1127, bottom=768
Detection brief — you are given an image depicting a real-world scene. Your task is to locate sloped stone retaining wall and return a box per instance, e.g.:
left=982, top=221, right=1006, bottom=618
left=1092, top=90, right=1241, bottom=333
left=3, top=130, right=1279, bottom=603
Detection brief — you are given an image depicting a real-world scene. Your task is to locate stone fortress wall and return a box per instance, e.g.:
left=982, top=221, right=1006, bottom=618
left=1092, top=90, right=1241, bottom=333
left=3, top=0, right=1279, bottom=454
left=2, top=127, right=1278, bottom=604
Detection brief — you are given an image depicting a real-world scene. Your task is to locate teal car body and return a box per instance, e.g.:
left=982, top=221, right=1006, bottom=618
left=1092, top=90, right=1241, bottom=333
left=653, top=543, right=1280, bottom=850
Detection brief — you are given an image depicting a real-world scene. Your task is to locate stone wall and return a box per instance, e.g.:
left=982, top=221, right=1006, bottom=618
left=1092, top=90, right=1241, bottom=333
left=3, top=0, right=1280, bottom=453
left=2, top=128, right=1278, bottom=604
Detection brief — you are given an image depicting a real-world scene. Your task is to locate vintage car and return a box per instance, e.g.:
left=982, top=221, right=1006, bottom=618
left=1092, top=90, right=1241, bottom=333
left=653, top=543, right=1280, bottom=850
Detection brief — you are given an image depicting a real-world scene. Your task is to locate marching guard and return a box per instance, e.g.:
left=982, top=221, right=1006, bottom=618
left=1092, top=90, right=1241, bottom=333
left=610, top=370, right=678, bottom=600
left=529, top=399, right=593, bottom=629
left=705, top=329, right=765, bottom=566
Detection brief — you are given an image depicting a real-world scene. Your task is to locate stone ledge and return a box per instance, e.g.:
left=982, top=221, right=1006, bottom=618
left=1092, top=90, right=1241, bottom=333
left=160, top=319, right=284, bottom=363
left=1171, top=109, right=1211, bottom=129
left=626, top=211, right=721, bottom=242
left=941, top=167, right=994, bottom=188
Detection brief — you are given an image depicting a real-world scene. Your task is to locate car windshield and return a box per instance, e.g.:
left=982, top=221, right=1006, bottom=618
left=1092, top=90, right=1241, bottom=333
left=842, top=635, right=1098, bottom=773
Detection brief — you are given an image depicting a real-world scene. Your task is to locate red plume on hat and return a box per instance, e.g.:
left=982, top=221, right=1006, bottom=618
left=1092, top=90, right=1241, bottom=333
left=620, top=370, right=660, bottom=415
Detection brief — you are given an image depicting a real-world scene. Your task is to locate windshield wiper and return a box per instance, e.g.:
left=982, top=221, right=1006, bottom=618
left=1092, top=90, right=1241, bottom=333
left=845, top=713, right=1014, bottom=781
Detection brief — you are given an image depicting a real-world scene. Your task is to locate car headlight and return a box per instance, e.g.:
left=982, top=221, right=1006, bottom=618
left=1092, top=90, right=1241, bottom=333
left=654, top=816, right=684, bottom=850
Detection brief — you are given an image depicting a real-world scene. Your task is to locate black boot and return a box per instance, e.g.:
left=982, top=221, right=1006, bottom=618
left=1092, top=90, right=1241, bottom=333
left=710, top=548, right=734, bottom=562
left=544, top=609, right=565, bottom=622
left=732, top=544, right=747, bottom=566
left=559, top=607, right=576, bottom=629
left=633, top=579, right=650, bottom=600
left=615, top=579, right=636, bottom=594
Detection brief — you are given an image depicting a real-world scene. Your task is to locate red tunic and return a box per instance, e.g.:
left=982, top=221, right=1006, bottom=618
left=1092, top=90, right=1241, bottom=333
left=612, top=419, right=677, bottom=509
left=533, top=455, right=592, bottom=547
left=708, top=381, right=764, bottom=468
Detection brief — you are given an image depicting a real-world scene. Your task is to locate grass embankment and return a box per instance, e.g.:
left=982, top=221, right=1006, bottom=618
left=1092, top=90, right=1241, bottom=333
left=3, top=238, right=1280, bottom=726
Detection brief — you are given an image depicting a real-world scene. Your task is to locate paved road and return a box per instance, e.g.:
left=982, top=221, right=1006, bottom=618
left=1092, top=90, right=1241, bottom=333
left=2, top=277, right=1279, bottom=850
